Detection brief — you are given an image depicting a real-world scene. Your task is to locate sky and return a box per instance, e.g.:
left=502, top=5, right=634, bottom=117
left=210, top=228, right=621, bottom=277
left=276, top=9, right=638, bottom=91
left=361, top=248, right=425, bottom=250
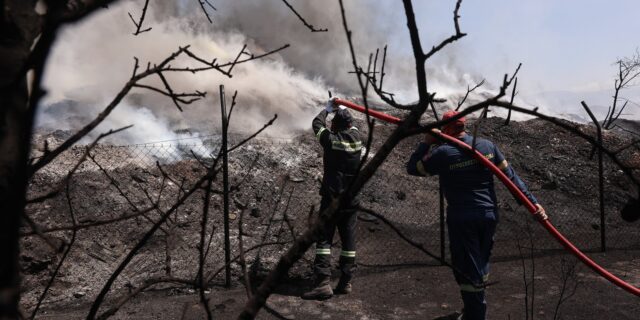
left=413, top=0, right=639, bottom=90
left=406, top=0, right=640, bottom=118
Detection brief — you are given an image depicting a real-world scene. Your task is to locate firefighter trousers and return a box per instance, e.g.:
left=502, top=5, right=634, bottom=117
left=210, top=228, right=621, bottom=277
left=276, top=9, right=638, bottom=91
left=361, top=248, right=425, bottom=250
left=313, top=195, right=357, bottom=280
left=447, top=208, right=497, bottom=320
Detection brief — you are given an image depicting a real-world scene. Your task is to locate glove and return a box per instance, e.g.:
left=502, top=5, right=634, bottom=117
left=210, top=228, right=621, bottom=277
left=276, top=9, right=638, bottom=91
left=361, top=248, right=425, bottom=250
left=325, top=97, right=339, bottom=112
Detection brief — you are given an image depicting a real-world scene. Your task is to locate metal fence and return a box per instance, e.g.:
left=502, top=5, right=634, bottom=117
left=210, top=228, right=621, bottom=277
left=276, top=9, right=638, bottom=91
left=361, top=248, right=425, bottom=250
left=40, top=135, right=639, bottom=262
left=29, top=133, right=640, bottom=318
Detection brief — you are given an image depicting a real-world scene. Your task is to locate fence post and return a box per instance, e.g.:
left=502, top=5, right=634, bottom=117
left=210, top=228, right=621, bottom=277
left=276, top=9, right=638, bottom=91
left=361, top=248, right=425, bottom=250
left=581, top=101, right=606, bottom=252
left=439, top=179, right=446, bottom=264
left=220, top=85, right=232, bottom=287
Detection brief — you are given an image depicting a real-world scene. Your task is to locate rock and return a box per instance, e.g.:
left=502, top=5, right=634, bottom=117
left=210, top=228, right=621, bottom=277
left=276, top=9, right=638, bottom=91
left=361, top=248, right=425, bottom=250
left=73, top=291, right=86, bottom=298
left=440, top=303, right=449, bottom=310
left=394, top=190, right=406, bottom=201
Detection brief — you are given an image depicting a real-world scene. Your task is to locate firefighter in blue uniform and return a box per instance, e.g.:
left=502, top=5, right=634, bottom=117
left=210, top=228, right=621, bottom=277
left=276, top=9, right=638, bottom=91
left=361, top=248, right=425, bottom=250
left=302, top=97, right=362, bottom=300
left=407, top=110, right=547, bottom=320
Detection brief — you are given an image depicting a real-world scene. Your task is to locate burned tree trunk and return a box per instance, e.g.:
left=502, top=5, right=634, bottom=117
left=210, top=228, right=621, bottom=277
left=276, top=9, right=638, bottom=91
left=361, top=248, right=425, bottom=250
left=0, top=1, right=42, bottom=317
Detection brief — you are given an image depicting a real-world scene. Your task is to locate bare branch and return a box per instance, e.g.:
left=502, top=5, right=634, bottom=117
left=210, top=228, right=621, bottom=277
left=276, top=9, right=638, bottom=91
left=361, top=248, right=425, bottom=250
left=88, top=154, right=171, bottom=235
left=227, top=115, right=278, bottom=152
left=27, top=124, right=133, bottom=204
left=238, top=210, right=253, bottom=298
left=175, top=44, right=291, bottom=78
left=197, top=130, right=220, bottom=320
left=604, top=51, right=640, bottom=129
left=424, top=0, right=467, bottom=61
left=504, top=77, right=517, bottom=124
left=238, top=2, right=475, bottom=316
left=280, top=0, right=328, bottom=32
left=357, top=206, right=491, bottom=289
left=127, top=0, right=152, bottom=35
left=197, top=0, right=217, bottom=24
left=29, top=181, right=78, bottom=320
left=95, top=241, right=288, bottom=320
left=456, top=79, right=485, bottom=111
left=30, top=44, right=288, bottom=176
left=132, top=83, right=205, bottom=112
left=552, top=258, right=580, bottom=320
left=20, top=206, right=158, bottom=237
left=379, top=45, right=388, bottom=90
left=87, top=168, right=220, bottom=318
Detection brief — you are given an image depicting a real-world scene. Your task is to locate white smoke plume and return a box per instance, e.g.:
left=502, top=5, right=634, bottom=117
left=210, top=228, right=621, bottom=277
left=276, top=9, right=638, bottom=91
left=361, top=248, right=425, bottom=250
left=39, top=0, right=498, bottom=145
left=39, top=1, right=340, bottom=144
left=39, top=0, right=628, bottom=146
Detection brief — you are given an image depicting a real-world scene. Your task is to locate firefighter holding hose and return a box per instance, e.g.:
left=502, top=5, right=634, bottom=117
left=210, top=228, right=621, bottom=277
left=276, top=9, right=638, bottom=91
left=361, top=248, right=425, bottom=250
left=406, top=110, right=547, bottom=320
left=302, top=97, right=362, bottom=300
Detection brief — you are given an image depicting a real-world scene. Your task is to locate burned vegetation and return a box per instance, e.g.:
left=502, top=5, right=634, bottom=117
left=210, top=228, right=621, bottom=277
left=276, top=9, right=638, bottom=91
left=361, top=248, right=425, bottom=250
left=2, top=1, right=640, bottom=319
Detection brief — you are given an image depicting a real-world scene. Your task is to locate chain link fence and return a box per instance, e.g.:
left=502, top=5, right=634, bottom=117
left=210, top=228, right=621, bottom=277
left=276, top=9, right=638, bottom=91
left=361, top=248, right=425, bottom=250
left=27, top=132, right=640, bottom=317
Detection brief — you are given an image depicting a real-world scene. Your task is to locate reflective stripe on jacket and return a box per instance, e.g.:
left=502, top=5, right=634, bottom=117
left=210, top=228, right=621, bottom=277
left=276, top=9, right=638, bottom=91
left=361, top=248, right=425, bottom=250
left=312, top=110, right=362, bottom=196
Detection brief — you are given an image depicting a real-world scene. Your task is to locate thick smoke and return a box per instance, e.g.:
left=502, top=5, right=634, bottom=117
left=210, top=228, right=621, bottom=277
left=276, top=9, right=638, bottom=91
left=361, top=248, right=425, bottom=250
left=40, top=1, right=625, bottom=146
left=40, top=1, right=335, bottom=144
left=40, top=0, right=497, bottom=145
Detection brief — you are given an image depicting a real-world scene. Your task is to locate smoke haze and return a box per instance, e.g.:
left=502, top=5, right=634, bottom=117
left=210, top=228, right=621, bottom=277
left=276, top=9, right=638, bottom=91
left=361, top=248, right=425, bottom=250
left=39, top=1, right=634, bottom=145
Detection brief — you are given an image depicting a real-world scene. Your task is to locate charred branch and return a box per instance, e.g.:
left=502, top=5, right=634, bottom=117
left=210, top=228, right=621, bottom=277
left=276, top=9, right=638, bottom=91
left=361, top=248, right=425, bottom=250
left=197, top=0, right=217, bottom=24
left=280, top=0, right=328, bottom=32
left=357, top=206, right=492, bottom=289
left=604, top=50, right=640, bottom=129
left=504, top=77, right=517, bottom=124
left=89, top=97, right=277, bottom=317
left=20, top=206, right=158, bottom=237
left=30, top=44, right=288, bottom=177
left=226, top=91, right=239, bottom=124
left=87, top=165, right=221, bottom=319
left=127, top=0, right=152, bottom=35
left=27, top=125, right=132, bottom=204
left=238, top=2, right=477, bottom=317
left=88, top=154, right=171, bottom=235
left=423, top=0, right=467, bottom=61
left=456, top=79, right=486, bottom=111
left=29, top=181, right=78, bottom=320
left=552, top=258, right=580, bottom=320
left=198, top=165, right=215, bottom=320
left=228, top=115, right=278, bottom=153
left=238, top=210, right=253, bottom=298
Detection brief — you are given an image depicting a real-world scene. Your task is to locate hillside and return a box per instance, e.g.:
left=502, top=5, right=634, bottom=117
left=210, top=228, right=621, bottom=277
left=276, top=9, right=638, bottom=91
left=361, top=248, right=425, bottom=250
left=22, top=113, right=640, bottom=319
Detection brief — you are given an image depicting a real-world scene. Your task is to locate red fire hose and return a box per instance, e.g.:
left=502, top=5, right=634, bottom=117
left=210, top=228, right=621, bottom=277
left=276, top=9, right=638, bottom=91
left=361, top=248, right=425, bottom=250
left=335, top=98, right=640, bottom=297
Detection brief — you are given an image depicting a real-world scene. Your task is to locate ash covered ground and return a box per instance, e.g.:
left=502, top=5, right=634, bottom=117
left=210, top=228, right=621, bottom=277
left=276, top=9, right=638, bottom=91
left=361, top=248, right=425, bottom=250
left=22, top=112, right=640, bottom=319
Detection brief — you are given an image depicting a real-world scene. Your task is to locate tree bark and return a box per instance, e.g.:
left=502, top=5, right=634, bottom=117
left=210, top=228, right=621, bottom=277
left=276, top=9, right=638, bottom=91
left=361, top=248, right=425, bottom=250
left=0, top=1, right=41, bottom=317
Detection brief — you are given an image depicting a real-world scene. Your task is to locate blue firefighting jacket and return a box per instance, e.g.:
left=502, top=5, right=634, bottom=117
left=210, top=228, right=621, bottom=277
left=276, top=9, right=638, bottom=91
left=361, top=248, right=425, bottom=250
left=407, top=133, right=537, bottom=217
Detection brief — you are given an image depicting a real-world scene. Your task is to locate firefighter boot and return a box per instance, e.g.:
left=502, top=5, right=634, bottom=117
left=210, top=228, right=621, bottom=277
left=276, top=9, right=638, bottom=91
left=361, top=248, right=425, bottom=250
left=301, top=276, right=333, bottom=300
left=334, top=275, right=352, bottom=294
